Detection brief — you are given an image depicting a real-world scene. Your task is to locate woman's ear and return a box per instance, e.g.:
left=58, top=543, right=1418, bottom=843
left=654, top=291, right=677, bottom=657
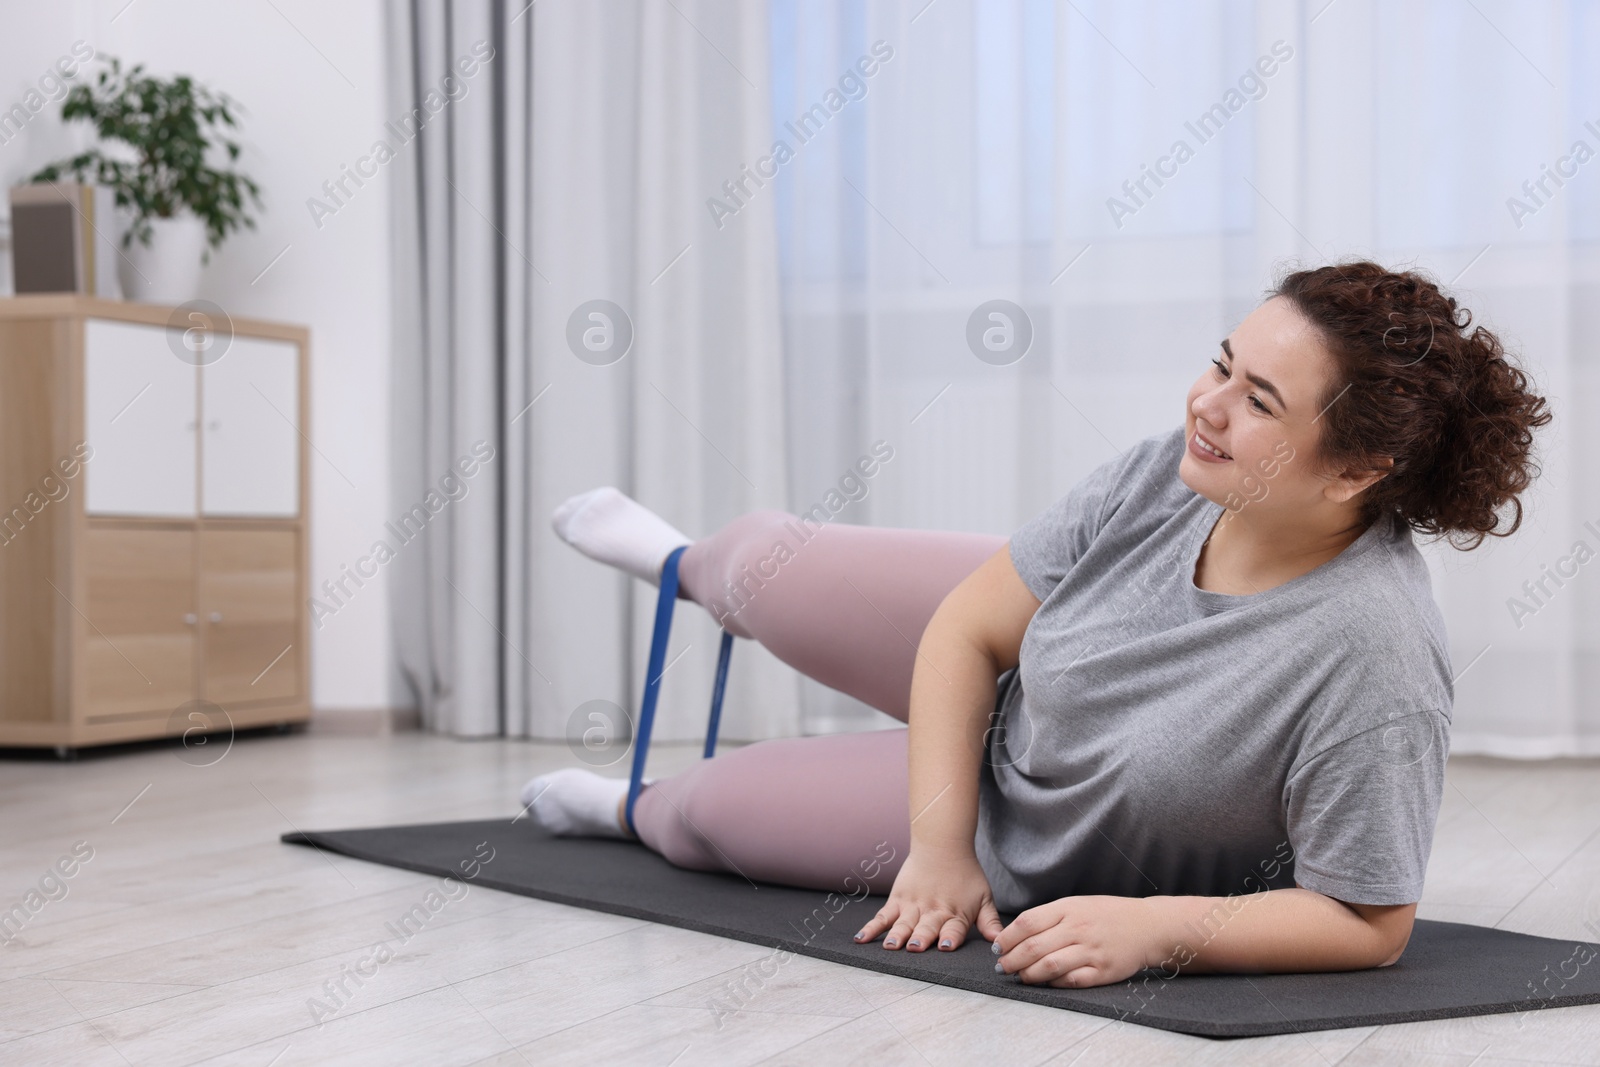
left=1324, top=455, right=1394, bottom=504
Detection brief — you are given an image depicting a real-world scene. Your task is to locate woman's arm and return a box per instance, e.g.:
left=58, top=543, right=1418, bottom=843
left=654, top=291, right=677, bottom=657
left=995, top=889, right=1417, bottom=987
left=852, top=544, right=1041, bottom=952
left=904, top=544, right=1038, bottom=856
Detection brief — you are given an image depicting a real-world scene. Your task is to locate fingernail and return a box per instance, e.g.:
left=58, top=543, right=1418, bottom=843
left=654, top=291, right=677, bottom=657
left=884, top=939, right=897, bottom=948
left=939, top=939, right=952, bottom=949
left=907, top=940, right=920, bottom=948
left=994, top=961, right=1005, bottom=973
left=853, top=932, right=865, bottom=942
left=991, top=941, right=1002, bottom=956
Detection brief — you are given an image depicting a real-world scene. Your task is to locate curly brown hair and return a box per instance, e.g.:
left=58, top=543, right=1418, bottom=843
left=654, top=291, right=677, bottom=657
left=1272, top=261, right=1552, bottom=550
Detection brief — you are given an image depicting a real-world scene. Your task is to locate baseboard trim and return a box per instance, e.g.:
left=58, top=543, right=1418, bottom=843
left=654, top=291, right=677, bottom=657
left=310, top=707, right=421, bottom=736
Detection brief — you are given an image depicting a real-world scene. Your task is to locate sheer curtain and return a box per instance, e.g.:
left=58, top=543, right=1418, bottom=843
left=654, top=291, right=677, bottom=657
left=388, top=0, right=803, bottom=741
left=768, top=0, right=1599, bottom=755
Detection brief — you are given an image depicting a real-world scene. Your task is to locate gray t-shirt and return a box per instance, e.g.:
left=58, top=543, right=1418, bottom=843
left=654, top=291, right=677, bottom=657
left=975, top=426, right=1453, bottom=912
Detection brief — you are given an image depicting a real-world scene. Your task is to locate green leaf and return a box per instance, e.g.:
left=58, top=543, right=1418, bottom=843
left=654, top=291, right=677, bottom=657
left=30, top=53, right=263, bottom=251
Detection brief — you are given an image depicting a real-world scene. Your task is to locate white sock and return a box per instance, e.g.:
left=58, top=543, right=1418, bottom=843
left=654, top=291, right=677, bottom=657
left=518, top=768, right=636, bottom=838
left=551, top=487, right=691, bottom=586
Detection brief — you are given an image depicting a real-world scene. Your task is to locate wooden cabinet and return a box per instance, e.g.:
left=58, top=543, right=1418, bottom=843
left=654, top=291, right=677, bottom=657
left=0, top=296, right=310, bottom=750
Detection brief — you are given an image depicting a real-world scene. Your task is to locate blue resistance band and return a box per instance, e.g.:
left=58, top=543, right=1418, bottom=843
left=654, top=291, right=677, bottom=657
left=623, top=545, right=735, bottom=836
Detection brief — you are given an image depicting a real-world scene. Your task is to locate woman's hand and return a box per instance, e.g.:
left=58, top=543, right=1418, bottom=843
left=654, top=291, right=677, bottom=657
left=993, top=895, right=1159, bottom=987
left=853, top=847, right=1004, bottom=952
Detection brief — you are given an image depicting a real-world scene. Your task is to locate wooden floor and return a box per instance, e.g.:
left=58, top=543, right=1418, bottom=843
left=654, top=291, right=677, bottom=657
left=1, top=730, right=1597, bottom=1066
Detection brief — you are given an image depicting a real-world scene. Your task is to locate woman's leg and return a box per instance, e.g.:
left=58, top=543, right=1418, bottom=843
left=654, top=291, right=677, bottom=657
left=632, top=727, right=911, bottom=893
left=533, top=495, right=1003, bottom=890
left=676, top=510, right=1005, bottom=723
left=630, top=512, right=1004, bottom=887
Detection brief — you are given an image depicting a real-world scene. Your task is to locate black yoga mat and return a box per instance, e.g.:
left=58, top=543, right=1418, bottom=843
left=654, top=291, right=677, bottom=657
left=283, top=819, right=1600, bottom=1039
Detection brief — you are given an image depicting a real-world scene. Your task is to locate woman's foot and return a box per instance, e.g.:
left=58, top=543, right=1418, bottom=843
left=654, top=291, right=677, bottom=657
left=518, top=768, right=634, bottom=839
left=551, top=487, right=690, bottom=586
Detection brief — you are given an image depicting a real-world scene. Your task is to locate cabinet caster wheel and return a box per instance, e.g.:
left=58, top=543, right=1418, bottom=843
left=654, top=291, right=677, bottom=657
left=275, top=722, right=292, bottom=734
left=54, top=745, right=75, bottom=760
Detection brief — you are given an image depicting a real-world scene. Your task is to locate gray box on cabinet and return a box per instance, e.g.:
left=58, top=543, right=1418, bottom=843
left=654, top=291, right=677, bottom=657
left=9, top=182, right=121, bottom=298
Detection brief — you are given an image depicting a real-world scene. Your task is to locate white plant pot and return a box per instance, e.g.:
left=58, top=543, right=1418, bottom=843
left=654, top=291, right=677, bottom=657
left=119, top=214, right=209, bottom=305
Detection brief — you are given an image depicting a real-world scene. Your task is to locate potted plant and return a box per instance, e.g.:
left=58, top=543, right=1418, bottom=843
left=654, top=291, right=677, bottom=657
left=29, top=56, right=262, bottom=304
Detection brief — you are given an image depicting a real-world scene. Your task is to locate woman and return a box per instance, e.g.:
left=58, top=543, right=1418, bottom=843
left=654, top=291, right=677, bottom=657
left=523, top=262, right=1551, bottom=989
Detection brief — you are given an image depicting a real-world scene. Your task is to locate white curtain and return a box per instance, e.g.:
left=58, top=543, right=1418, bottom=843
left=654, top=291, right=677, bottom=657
left=769, top=0, right=1600, bottom=754
left=389, top=0, right=803, bottom=741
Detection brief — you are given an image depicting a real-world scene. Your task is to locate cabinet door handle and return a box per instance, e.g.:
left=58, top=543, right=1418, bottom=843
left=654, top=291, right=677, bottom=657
left=183, top=613, right=198, bottom=626
left=208, top=612, right=223, bottom=623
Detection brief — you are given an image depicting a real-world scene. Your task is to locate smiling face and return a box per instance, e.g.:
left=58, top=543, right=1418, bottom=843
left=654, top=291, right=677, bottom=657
left=1179, top=296, right=1361, bottom=520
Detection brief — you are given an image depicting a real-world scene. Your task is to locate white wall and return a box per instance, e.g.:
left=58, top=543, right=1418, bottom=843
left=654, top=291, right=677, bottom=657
left=0, top=0, right=396, bottom=712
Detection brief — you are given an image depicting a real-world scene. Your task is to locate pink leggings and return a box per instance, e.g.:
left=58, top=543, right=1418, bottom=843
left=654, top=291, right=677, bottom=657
left=630, top=510, right=1005, bottom=894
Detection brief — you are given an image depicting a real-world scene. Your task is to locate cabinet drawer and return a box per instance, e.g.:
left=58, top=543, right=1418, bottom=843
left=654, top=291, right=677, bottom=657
left=82, top=526, right=197, bottom=721
left=201, top=528, right=301, bottom=705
